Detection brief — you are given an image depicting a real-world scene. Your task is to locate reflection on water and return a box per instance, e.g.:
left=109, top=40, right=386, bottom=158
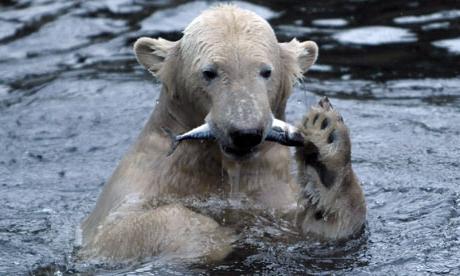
left=333, top=26, right=417, bottom=45
left=394, top=9, right=460, bottom=24
left=433, top=37, right=460, bottom=54
left=140, top=1, right=279, bottom=33
left=0, top=0, right=459, bottom=274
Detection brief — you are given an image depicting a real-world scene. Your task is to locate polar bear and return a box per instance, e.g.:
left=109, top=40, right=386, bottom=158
left=78, top=4, right=366, bottom=262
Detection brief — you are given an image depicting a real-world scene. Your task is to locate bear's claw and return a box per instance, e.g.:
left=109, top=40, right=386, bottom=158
left=318, top=96, right=333, bottom=110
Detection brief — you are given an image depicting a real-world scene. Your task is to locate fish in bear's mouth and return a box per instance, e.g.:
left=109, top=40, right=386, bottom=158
left=162, top=117, right=305, bottom=158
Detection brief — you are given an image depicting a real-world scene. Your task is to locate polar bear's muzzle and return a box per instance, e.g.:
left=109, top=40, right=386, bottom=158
left=218, top=120, right=268, bottom=159
left=215, top=115, right=305, bottom=160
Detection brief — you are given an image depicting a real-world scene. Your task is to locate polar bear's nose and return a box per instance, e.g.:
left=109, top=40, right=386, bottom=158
left=229, top=128, right=263, bottom=149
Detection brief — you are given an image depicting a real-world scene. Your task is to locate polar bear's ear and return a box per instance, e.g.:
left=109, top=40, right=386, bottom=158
left=280, top=39, right=318, bottom=74
left=134, top=37, right=178, bottom=76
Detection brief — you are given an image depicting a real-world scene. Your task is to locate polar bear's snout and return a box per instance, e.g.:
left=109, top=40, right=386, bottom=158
left=211, top=114, right=272, bottom=160
left=206, top=84, right=273, bottom=160
left=229, top=128, right=264, bottom=150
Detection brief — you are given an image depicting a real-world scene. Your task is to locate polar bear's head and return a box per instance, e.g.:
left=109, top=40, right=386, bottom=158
left=134, top=5, right=317, bottom=159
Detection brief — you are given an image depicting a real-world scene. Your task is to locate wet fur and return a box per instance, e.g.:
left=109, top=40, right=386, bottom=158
left=295, top=98, right=366, bottom=239
left=79, top=5, right=365, bottom=262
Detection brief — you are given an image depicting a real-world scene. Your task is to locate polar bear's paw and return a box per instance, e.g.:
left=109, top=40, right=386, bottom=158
left=295, top=97, right=352, bottom=189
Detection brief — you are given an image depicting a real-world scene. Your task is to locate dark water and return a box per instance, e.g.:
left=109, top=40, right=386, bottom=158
left=1, top=0, right=460, bottom=274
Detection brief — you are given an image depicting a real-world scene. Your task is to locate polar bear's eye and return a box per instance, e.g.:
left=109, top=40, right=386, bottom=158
left=260, top=68, right=272, bottom=79
left=202, top=69, right=218, bottom=81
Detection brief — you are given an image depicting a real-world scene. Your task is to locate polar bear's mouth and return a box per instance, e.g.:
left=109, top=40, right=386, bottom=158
left=162, top=118, right=304, bottom=157
left=220, top=144, right=258, bottom=159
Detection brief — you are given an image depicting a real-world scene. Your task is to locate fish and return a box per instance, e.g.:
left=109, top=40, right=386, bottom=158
left=162, top=117, right=305, bottom=156
left=162, top=124, right=215, bottom=156
left=266, top=118, right=304, bottom=147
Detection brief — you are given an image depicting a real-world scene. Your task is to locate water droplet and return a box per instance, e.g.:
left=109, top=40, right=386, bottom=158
left=155, top=99, right=159, bottom=105
left=228, top=163, right=241, bottom=197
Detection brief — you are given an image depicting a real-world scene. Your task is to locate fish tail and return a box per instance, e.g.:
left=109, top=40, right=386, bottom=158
left=161, top=127, right=179, bottom=156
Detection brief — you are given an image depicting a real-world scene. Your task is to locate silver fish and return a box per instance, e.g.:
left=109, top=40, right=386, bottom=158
left=266, top=118, right=304, bottom=147
left=162, top=124, right=215, bottom=156
left=163, top=118, right=304, bottom=156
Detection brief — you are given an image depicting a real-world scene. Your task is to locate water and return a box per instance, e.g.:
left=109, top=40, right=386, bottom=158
left=1, top=0, right=459, bottom=274
left=226, top=162, right=241, bottom=197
